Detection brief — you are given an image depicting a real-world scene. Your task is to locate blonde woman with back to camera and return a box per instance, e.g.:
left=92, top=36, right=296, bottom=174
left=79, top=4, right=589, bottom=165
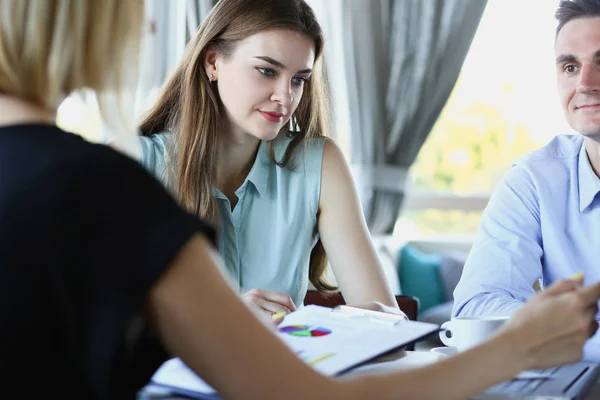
left=0, top=0, right=599, bottom=399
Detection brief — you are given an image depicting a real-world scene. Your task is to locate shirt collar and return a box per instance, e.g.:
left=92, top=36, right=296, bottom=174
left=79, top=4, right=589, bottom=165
left=244, top=140, right=271, bottom=197
left=578, top=141, right=600, bottom=212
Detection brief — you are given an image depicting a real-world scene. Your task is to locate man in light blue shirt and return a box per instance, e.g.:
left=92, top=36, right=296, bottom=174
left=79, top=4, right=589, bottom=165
left=453, top=0, right=600, bottom=361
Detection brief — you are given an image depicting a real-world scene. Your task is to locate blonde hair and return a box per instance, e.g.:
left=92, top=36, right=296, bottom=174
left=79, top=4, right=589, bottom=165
left=0, top=0, right=144, bottom=111
left=140, top=0, right=336, bottom=292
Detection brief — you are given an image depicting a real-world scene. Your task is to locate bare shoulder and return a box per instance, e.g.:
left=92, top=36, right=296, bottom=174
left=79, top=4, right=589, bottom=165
left=319, top=138, right=358, bottom=210
left=321, top=138, right=349, bottom=171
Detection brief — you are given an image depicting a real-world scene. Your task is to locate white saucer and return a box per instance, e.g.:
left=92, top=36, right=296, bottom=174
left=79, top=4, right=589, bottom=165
left=430, top=346, right=458, bottom=357
left=346, top=351, right=446, bottom=376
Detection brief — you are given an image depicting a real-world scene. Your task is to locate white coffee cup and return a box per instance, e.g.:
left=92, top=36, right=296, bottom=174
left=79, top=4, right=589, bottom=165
left=439, top=316, right=509, bottom=351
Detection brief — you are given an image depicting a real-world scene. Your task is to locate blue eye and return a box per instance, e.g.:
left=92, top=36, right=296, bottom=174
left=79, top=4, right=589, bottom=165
left=257, top=67, right=275, bottom=76
left=292, top=77, right=307, bottom=87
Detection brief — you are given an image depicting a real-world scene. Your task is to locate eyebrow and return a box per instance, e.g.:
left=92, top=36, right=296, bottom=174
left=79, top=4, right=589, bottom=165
left=556, top=50, right=600, bottom=64
left=556, top=54, right=576, bottom=65
left=253, top=56, right=312, bottom=74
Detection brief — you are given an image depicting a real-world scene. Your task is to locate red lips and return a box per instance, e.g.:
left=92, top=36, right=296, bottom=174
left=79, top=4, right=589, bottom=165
left=259, top=110, right=284, bottom=123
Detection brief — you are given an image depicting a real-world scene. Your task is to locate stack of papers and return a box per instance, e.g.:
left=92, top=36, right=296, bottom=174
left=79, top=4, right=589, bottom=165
left=150, top=305, right=439, bottom=398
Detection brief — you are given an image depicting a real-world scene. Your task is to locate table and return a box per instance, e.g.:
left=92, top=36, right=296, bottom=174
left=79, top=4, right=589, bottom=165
left=138, top=351, right=600, bottom=399
left=347, top=351, right=600, bottom=399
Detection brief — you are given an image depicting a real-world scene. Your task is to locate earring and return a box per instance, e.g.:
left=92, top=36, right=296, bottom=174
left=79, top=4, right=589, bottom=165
left=208, top=73, right=214, bottom=82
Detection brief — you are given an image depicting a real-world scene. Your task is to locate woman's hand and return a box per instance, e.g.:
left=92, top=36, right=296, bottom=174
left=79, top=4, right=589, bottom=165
left=242, top=288, right=296, bottom=319
left=499, top=279, right=600, bottom=370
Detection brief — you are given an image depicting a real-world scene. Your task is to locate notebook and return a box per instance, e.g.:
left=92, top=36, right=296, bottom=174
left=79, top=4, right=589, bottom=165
left=149, top=305, right=439, bottom=398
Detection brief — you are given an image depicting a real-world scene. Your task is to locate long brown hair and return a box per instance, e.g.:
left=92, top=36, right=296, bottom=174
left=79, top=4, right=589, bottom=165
left=139, top=0, right=335, bottom=292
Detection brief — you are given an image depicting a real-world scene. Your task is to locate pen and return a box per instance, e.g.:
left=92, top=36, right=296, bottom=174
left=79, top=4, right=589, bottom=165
left=569, top=273, right=600, bottom=322
left=572, top=272, right=584, bottom=283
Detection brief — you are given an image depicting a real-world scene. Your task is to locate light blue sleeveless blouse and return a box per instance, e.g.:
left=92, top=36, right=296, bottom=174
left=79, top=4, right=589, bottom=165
left=139, top=132, right=324, bottom=307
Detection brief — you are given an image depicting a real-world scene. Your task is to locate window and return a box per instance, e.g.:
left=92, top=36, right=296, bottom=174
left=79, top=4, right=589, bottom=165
left=397, top=0, right=576, bottom=240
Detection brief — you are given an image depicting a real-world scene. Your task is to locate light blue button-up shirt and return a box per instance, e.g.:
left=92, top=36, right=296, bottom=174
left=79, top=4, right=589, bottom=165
left=452, top=134, right=600, bottom=361
left=139, top=132, right=325, bottom=307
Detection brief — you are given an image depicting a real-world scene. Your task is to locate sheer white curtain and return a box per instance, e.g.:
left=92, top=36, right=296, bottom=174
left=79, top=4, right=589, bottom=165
left=135, top=0, right=188, bottom=117
left=187, top=0, right=217, bottom=39
left=308, top=0, right=487, bottom=234
left=136, top=0, right=218, bottom=117
left=101, top=0, right=217, bottom=157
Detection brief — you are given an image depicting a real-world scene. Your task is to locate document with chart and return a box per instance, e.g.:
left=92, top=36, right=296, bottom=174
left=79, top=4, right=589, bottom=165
left=150, top=305, right=439, bottom=398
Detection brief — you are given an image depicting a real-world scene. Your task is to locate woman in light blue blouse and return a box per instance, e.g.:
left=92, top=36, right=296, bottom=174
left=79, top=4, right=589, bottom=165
left=133, top=0, right=403, bottom=318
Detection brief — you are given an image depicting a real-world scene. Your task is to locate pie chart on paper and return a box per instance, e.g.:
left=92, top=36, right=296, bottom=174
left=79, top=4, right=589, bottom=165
left=279, top=324, right=332, bottom=337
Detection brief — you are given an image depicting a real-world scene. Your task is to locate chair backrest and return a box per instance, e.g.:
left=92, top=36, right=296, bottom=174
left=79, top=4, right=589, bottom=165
left=303, top=291, right=421, bottom=350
